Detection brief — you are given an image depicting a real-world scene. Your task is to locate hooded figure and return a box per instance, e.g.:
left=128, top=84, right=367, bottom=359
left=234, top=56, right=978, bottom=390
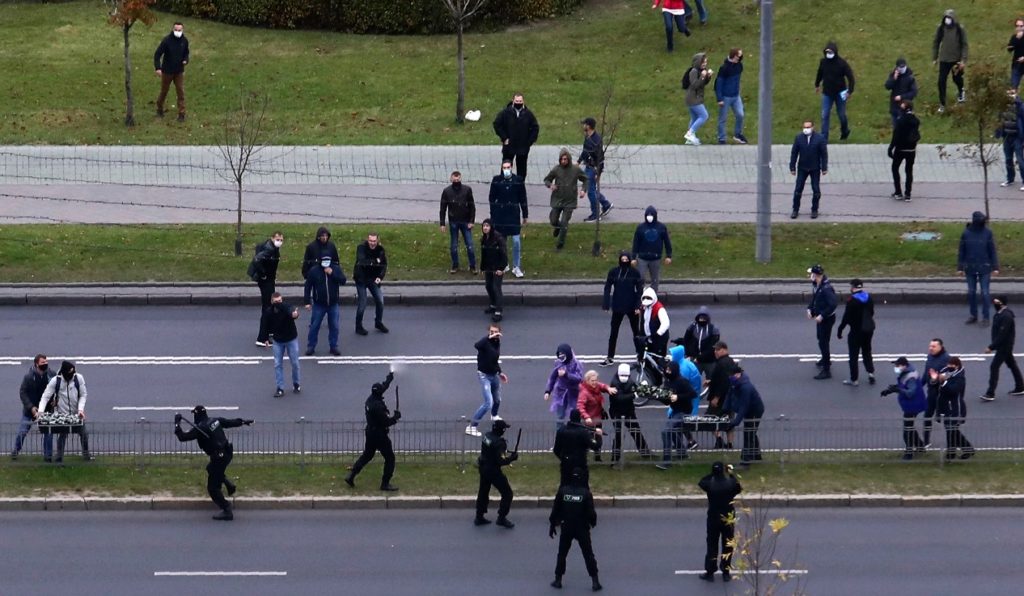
left=836, top=279, right=877, bottom=385
left=631, top=206, right=673, bottom=289
left=668, top=343, right=703, bottom=405
left=545, top=344, right=584, bottom=421
left=641, top=287, right=671, bottom=356
left=602, top=250, right=644, bottom=364
left=935, top=358, right=974, bottom=459
left=553, top=409, right=598, bottom=484
left=722, top=367, right=765, bottom=463
left=957, top=211, right=1000, bottom=323
left=607, top=363, right=651, bottom=460
left=983, top=296, right=1024, bottom=400
left=656, top=360, right=697, bottom=468
left=543, top=148, right=588, bottom=249
left=686, top=52, right=711, bottom=107
left=698, top=461, right=742, bottom=581
left=885, top=57, right=918, bottom=124
left=301, top=226, right=340, bottom=279
left=476, top=417, right=518, bottom=528
left=814, top=40, right=855, bottom=141
left=678, top=306, right=721, bottom=367
left=175, top=404, right=253, bottom=520
left=933, top=9, right=968, bottom=109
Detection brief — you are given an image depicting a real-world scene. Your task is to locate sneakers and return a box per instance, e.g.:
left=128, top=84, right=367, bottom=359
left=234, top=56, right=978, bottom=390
left=504, top=265, right=510, bottom=273
left=495, top=517, right=515, bottom=529
left=600, top=203, right=614, bottom=218
left=813, top=369, right=832, bottom=380
left=1001, top=181, right=1013, bottom=187
left=810, top=210, right=819, bottom=219
left=868, top=373, right=876, bottom=385
left=305, top=348, right=315, bottom=356
left=274, top=388, right=284, bottom=398
left=790, top=210, right=798, bottom=219
left=484, top=306, right=496, bottom=314
left=355, top=325, right=369, bottom=336
left=491, top=415, right=503, bottom=422
left=474, top=516, right=492, bottom=526
left=1009, top=388, right=1024, bottom=397
left=599, top=358, right=614, bottom=367
left=293, top=383, right=301, bottom=394
left=980, top=394, right=996, bottom=402
left=448, top=267, right=459, bottom=274
left=687, top=439, right=699, bottom=450
left=699, top=572, right=714, bottom=582
left=9, top=450, right=17, bottom=461
left=964, top=316, right=978, bottom=325
left=583, top=213, right=599, bottom=222
left=842, top=379, right=859, bottom=386
left=212, top=508, right=234, bottom=521
left=980, top=319, right=990, bottom=327
left=733, top=134, right=748, bottom=144
left=491, top=312, right=502, bottom=323
left=375, top=322, right=390, bottom=333
left=552, top=226, right=560, bottom=238
left=380, top=484, right=399, bottom=492
left=890, top=192, right=903, bottom=200
left=1020, top=186, right=1024, bottom=192
left=840, top=129, right=851, bottom=140
left=684, top=131, right=701, bottom=145
left=957, top=90, right=966, bottom=103
left=465, top=425, right=481, bottom=437
left=470, top=268, right=479, bottom=275
left=655, top=463, right=670, bottom=471
left=937, top=105, right=946, bottom=113
left=718, top=139, right=727, bottom=145
left=329, top=348, right=341, bottom=356
left=512, top=267, right=524, bottom=278
left=902, top=194, right=912, bottom=202
left=176, top=114, right=186, bottom=122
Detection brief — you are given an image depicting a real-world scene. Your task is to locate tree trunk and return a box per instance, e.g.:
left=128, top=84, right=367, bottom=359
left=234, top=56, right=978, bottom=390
left=235, top=181, right=244, bottom=256
left=456, top=21, right=465, bottom=124
left=123, top=23, right=135, bottom=127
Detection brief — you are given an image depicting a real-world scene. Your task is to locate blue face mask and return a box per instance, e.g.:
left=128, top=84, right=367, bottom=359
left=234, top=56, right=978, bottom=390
left=502, top=168, right=512, bottom=178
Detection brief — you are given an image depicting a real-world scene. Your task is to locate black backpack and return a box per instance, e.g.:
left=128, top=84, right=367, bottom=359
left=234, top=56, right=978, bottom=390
left=46, top=375, right=81, bottom=413
left=681, top=67, right=695, bottom=90
left=246, top=241, right=263, bottom=281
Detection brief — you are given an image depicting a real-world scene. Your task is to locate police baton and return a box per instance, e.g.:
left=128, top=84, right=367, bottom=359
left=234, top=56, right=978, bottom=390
left=395, top=382, right=400, bottom=412
left=512, top=427, right=522, bottom=454
left=174, top=415, right=211, bottom=439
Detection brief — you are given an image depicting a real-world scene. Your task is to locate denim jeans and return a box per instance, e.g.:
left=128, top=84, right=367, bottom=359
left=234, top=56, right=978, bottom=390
left=273, top=338, right=301, bottom=389
left=661, top=412, right=688, bottom=462
left=448, top=222, right=476, bottom=270
left=1013, top=67, right=1024, bottom=90
left=472, top=371, right=502, bottom=424
left=14, top=413, right=34, bottom=454
left=820, top=93, right=848, bottom=141
left=693, top=0, right=708, bottom=23
left=1003, top=136, right=1024, bottom=183
left=661, top=11, right=689, bottom=51
left=508, top=235, right=522, bottom=270
left=688, top=104, right=709, bottom=135
left=355, top=282, right=384, bottom=327
left=717, top=95, right=744, bottom=141
left=965, top=271, right=992, bottom=320
left=585, top=165, right=610, bottom=218
left=307, top=302, right=340, bottom=351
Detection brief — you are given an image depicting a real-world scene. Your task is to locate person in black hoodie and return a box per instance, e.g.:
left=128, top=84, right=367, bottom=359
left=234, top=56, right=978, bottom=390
left=553, top=409, right=600, bottom=484
left=807, top=264, right=838, bottom=379
left=678, top=306, right=721, bottom=377
left=888, top=100, right=920, bottom=201
left=981, top=296, right=1024, bottom=401
left=548, top=467, right=601, bottom=592
left=153, top=22, right=190, bottom=121
left=601, top=250, right=643, bottom=366
left=957, top=211, right=999, bottom=325
left=301, top=227, right=340, bottom=279
left=492, top=93, right=540, bottom=179
left=488, top=160, right=529, bottom=277
left=836, top=279, right=876, bottom=386
left=698, top=461, right=742, bottom=583
left=345, top=372, right=400, bottom=491
left=608, top=364, right=651, bottom=462
left=303, top=255, right=347, bottom=356
left=884, top=58, right=918, bottom=127
left=174, top=405, right=254, bottom=520
left=480, top=219, right=508, bottom=322
left=353, top=233, right=389, bottom=336
left=814, top=41, right=855, bottom=141
left=631, top=206, right=672, bottom=290
left=249, top=231, right=283, bottom=347
left=931, top=357, right=974, bottom=460
left=656, top=361, right=698, bottom=470
left=440, top=171, right=477, bottom=274
left=13, top=354, right=55, bottom=460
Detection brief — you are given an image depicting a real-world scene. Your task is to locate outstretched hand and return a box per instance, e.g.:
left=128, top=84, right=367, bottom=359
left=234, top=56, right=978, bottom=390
left=243, top=419, right=254, bottom=426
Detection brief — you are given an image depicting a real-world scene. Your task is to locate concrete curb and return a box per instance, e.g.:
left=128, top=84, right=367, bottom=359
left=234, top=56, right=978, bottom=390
left=1, top=494, right=1022, bottom=511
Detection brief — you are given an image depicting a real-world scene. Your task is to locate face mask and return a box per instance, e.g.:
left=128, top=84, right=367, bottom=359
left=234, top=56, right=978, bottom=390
left=38, top=363, right=48, bottom=372
left=1011, top=95, right=1018, bottom=101
left=513, top=103, right=523, bottom=109
left=645, top=215, right=654, bottom=223
left=452, top=181, right=461, bottom=188
left=897, top=66, right=907, bottom=74
left=803, top=127, right=813, bottom=135
left=697, top=317, right=709, bottom=325
left=641, top=298, right=654, bottom=306
left=893, top=367, right=904, bottom=376
left=272, top=300, right=282, bottom=307
left=321, top=259, right=332, bottom=269
left=619, top=259, right=630, bottom=267
left=557, top=353, right=567, bottom=363
left=502, top=168, right=512, bottom=178
left=825, top=52, right=835, bottom=59
left=173, top=30, right=183, bottom=38
left=944, top=18, right=952, bottom=25
left=63, top=371, right=74, bottom=381
left=273, top=239, right=283, bottom=248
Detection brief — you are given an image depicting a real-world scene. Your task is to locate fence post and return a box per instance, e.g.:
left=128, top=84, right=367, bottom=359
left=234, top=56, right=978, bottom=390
left=298, top=417, right=306, bottom=472
left=776, top=414, right=786, bottom=472
left=136, top=417, right=146, bottom=470
left=458, top=416, right=468, bottom=474
left=617, top=416, right=626, bottom=471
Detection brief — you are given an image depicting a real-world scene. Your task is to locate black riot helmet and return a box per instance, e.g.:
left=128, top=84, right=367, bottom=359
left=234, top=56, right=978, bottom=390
left=491, top=419, right=511, bottom=435
left=191, top=405, right=208, bottom=423
left=371, top=383, right=385, bottom=397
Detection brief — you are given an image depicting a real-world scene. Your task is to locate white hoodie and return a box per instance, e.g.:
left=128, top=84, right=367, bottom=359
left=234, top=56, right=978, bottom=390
left=641, top=287, right=670, bottom=337
left=39, top=373, right=88, bottom=416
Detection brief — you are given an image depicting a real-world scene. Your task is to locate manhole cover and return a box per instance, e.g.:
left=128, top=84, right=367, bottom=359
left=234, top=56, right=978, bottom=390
left=900, top=232, right=942, bottom=241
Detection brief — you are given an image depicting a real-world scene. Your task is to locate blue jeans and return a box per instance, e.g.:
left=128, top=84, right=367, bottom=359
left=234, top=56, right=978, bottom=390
left=273, top=338, right=301, bottom=390
left=585, top=165, right=610, bottom=218
left=307, top=302, right=339, bottom=351
left=821, top=93, right=848, bottom=141
left=472, top=371, right=501, bottom=424
left=688, top=104, right=708, bottom=135
left=661, top=12, right=689, bottom=51
left=14, top=413, right=34, bottom=454
left=693, top=0, right=708, bottom=23
left=448, top=223, right=476, bottom=270
left=661, top=412, right=688, bottom=462
left=1013, top=67, right=1023, bottom=90
left=355, top=282, right=384, bottom=327
left=508, top=234, right=522, bottom=270
left=1003, top=136, right=1024, bottom=183
left=717, top=95, right=744, bottom=141
left=966, top=271, right=992, bottom=320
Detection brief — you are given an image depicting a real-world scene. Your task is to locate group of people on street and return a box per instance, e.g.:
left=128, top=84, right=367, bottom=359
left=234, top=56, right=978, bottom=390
left=13, top=357, right=90, bottom=464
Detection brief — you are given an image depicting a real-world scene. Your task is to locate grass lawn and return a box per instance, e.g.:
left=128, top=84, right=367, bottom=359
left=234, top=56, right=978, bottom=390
left=0, top=0, right=1018, bottom=145
left=2, top=453, right=1020, bottom=497
left=0, top=221, right=1019, bottom=283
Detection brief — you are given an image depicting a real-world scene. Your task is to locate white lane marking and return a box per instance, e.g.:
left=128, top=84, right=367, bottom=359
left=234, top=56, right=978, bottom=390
left=674, top=569, right=808, bottom=575
left=112, top=406, right=239, bottom=411
left=0, top=361, right=21, bottom=365
left=154, top=571, right=287, bottom=577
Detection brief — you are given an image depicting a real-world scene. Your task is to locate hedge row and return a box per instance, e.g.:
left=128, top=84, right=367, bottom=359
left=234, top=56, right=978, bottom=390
left=156, top=0, right=585, bottom=34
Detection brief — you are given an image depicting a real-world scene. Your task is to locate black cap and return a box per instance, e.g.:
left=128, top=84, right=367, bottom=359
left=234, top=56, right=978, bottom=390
left=807, top=264, right=824, bottom=275
left=729, top=363, right=744, bottom=375
left=492, top=419, right=511, bottom=432
left=191, top=405, right=207, bottom=415
left=850, top=278, right=863, bottom=289
left=711, top=461, right=725, bottom=476
left=994, top=295, right=1009, bottom=305
left=891, top=356, right=909, bottom=366
left=895, top=57, right=907, bottom=67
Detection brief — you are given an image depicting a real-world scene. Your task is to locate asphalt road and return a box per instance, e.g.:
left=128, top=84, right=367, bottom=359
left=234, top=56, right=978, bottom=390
left=2, top=508, right=1021, bottom=596
left=1, top=304, right=1018, bottom=454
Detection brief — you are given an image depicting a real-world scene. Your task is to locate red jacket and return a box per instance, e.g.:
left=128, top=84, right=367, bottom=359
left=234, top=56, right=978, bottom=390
left=653, top=0, right=687, bottom=10
left=577, top=382, right=609, bottom=422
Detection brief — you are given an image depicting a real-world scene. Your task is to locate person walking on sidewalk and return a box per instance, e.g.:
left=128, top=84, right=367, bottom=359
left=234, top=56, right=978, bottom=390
left=353, top=233, right=389, bottom=336
left=684, top=52, right=713, bottom=146
left=475, top=419, right=518, bottom=529
left=714, top=48, right=747, bottom=144
left=631, top=206, right=673, bottom=290
left=579, top=117, right=613, bottom=222
left=480, top=219, right=508, bottom=322
left=932, top=9, right=968, bottom=113
left=548, top=467, right=601, bottom=592
left=467, top=323, right=509, bottom=436
left=544, top=344, right=584, bottom=427
left=265, top=292, right=301, bottom=398
left=37, top=361, right=91, bottom=464
left=601, top=250, right=643, bottom=367
left=300, top=226, right=340, bottom=280
left=957, top=211, right=999, bottom=326
left=836, top=278, right=876, bottom=387
left=698, top=461, right=741, bottom=583
left=888, top=100, right=920, bottom=201
left=806, top=265, right=838, bottom=380
left=344, top=372, right=401, bottom=491
left=440, top=171, right=478, bottom=274
left=981, top=296, right=1024, bottom=402
left=303, top=255, right=346, bottom=356
left=651, top=0, right=691, bottom=53
left=789, top=120, right=828, bottom=219
left=884, top=58, right=918, bottom=128
left=153, top=22, right=190, bottom=121
left=932, top=357, right=974, bottom=460
left=543, top=148, right=588, bottom=250
left=880, top=357, right=927, bottom=460
left=1008, top=18, right=1024, bottom=90
left=249, top=231, right=283, bottom=347
left=814, top=41, right=855, bottom=142
left=489, top=160, right=529, bottom=278
left=12, top=354, right=55, bottom=461
left=608, top=363, right=651, bottom=462
left=996, top=88, right=1024, bottom=190
left=922, top=338, right=951, bottom=448
left=492, top=93, right=539, bottom=180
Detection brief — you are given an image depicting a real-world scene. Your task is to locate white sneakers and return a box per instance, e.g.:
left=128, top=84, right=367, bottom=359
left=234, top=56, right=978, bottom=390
left=684, top=131, right=701, bottom=146
left=465, top=425, right=482, bottom=437
left=491, top=415, right=503, bottom=421
left=512, top=267, right=524, bottom=278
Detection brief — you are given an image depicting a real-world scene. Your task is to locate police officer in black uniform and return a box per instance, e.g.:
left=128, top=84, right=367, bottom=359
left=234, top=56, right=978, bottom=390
left=174, top=405, right=253, bottom=521
left=475, top=419, right=518, bottom=528
left=698, top=461, right=742, bottom=582
left=549, top=467, right=601, bottom=592
left=345, top=372, right=400, bottom=491
left=553, top=409, right=599, bottom=484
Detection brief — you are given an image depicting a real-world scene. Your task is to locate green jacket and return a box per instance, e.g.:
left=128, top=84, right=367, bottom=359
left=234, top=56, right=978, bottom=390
left=543, top=149, right=588, bottom=209
left=933, top=12, right=968, bottom=63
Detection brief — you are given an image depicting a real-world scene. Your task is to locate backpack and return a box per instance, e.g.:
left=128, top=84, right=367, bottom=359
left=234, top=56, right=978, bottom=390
left=681, top=67, right=695, bottom=90
left=247, top=241, right=263, bottom=282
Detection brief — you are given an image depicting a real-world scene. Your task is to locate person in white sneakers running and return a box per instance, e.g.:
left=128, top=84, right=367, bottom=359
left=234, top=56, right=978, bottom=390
left=467, top=323, right=509, bottom=436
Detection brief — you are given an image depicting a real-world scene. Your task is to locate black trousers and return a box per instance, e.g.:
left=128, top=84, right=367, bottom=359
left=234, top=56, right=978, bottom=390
left=986, top=348, right=1024, bottom=396
left=816, top=315, right=835, bottom=369
left=350, top=431, right=396, bottom=486
left=902, top=413, right=925, bottom=453
left=943, top=419, right=972, bottom=456
left=891, top=151, right=915, bottom=196
left=740, top=419, right=761, bottom=462
left=937, top=61, right=965, bottom=106
left=485, top=271, right=504, bottom=312
left=206, top=445, right=233, bottom=511
left=705, top=513, right=735, bottom=574
left=555, top=526, right=599, bottom=578
left=607, top=311, right=640, bottom=360
left=256, top=278, right=275, bottom=342
left=559, top=461, right=591, bottom=486
left=609, top=411, right=650, bottom=460
left=923, top=387, right=940, bottom=445
left=501, top=146, right=530, bottom=180
left=846, top=331, right=875, bottom=382
left=792, top=169, right=822, bottom=212
left=476, top=466, right=513, bottom=517
left=54, top=426, right=90, bottom=462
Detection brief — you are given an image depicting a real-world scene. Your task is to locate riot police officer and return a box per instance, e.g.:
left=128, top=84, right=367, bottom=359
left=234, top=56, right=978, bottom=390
left=553, top=409, right=599, bottom=484
left=345, top=372, right=400, bottom=491
left=475, top=419, right=518, bottom=528
left=549, top=467, right=601, bottom=591
left=174, top=405, right=253, bottom=521
left=698, top=461, right=742, bottom=582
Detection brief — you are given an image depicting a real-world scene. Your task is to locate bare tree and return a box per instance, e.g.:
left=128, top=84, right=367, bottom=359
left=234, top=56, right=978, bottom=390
left=728, top=495, right=806, bottom=596
left=937, top=61, right=1012, bottom=221
left=439, top=0, right=488, bottom=123
left=216, top=91, right=271, bottom=256
left=106, top=0, right=157, bottom=127
left=591, top=83, right=626, bottom=257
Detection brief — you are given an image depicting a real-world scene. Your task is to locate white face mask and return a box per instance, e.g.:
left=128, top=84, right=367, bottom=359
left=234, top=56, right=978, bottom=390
left=273, top=239, right=283, bottom=248
left=825, top=52, right=835, bottom=59
left=802, top=127, right=813, bottom=135
left=645, top=215, right=654, bottom=223
left=893, top=366, right=904, bottom=376
left=173, top=30, right=183, bottom=38
left=502, top=168, right=512, bottom=178
left=641, top=298, right=654, bottom=306
left=944, top=17, right=952, bottom=25
left=897, top=66, right=907, bottom=74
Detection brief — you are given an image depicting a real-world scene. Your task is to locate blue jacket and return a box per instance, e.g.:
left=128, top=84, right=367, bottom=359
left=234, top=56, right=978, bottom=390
left=714, top=59, right=743, bottom=101
left=807, top=275, right=838, bottom=318
left=789, top=132, right=828, bottom=172
left=669, top=345, right=703, bottom=399
left=957, top=211, right=999, bottom=275
left=893, top=365, right=927, bottom=415
left=488, top=173, right=529, bottom=237
left=303, top=264, right=347, bottom=307
left=724, top=372, right=764, bottom=429
left=631, top=206, right=672, bottom=261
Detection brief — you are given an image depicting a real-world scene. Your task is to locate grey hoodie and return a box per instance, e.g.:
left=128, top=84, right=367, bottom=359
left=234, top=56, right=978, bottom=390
left=686, top=53, right=710, bottom=106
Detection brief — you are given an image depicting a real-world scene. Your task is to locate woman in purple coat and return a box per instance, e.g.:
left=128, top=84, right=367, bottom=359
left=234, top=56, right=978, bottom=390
left=544, top=343, right=584, bottom=425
